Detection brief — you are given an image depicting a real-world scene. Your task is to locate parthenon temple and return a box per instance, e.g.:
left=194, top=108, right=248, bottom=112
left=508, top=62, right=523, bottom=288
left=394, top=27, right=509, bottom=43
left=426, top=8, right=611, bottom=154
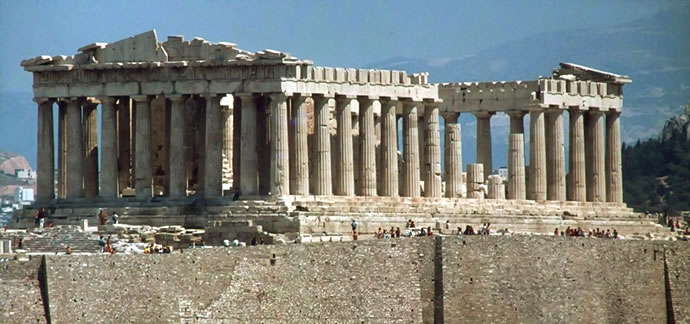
left=14, top=30, right=653, bottom=236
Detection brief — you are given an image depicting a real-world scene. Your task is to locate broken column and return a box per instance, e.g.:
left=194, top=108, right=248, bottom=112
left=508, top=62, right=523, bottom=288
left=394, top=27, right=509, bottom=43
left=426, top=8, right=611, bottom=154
left=466, top=163, right=484, bottom=199
left=507, top=133, right=526, bottom=200
left=487, top=175, right=505, bottom=200
left=443, top=112, right=462, bottom=198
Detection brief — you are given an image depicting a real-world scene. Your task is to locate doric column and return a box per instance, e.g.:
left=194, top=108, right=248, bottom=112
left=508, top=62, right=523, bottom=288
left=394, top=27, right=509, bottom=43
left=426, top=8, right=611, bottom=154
left=117, top=97, right=132, bottom=193
left=606, top=111, right=623, bottom=203
left=232, top=96, right=241, bottom=190
left=507, top=133, right=526, bottom=200
left=568, top=109, right=586, bottom=201
left=380, top=98, right=399, bottom=197
left=424, top=102, right=441, bottom=197
left=418, top=114, right=427, bottom=180
left=83, top=101, right=99, bottom=198
left=237, top=93, right=258, bottom=195
left=36, top=98, right=54, bottom=202
left=132, top=95, right=152, bottom=200
left=269, top=93, right=290, bottom=196
left=99, top=97, right=118, bottom=199
left=546, top=109, right=566, bottom=201
left=222, top=103, right=233, bottom=174
left=203, top=94, right=223, bottom=197
left=474, top=112, right=494, bottom=180
left=256, top=96, right=270, bottom=195
left=507, top=111, right=526, bottom=135
left=402, top=101, right=421, bottom=197
left=57, top=101, right=67, bottom=198
left=466, top=163, right=484, bottom=199
left=312, top=95, right=333, bottom=195
left=359, top=97, right=378, bottom=196
left=586, top=109, right=606, bottom=202
left=443, top=112, right=462, bottom=198
left=529, top=110, right=547, bottom=201
left=65, top=98, right=83, bottom=199
left=335, top=96, right=356, bottom=196
left=487, top=175, right=505, bottom=200
left=291, top=94, right=310, bottom=195
left=168, top=95, right=187, bottom=198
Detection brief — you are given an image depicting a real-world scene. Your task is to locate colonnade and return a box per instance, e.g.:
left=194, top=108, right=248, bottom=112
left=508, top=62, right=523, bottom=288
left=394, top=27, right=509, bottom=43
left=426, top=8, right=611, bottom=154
left=34, top=95, right=623, bottom=204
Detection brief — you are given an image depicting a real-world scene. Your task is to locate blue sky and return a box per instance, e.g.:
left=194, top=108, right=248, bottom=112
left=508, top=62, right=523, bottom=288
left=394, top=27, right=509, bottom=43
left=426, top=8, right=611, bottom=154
left=0, top=0, right=675, bottom=93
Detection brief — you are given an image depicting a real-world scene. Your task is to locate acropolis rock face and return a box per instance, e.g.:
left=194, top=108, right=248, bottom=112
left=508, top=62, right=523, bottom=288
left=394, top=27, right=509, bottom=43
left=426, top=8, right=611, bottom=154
left=12, top=30, right=654, bottom=239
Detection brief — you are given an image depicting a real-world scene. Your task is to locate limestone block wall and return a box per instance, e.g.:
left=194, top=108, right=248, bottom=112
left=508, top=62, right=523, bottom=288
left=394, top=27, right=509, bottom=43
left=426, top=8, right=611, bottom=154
left=441, top=236, right=668, bottom=323
left=666, top=243, right=690, bottom=322
left=44, top=238, right=435, bottom=323
left=0, top=257, right=46, bottom=323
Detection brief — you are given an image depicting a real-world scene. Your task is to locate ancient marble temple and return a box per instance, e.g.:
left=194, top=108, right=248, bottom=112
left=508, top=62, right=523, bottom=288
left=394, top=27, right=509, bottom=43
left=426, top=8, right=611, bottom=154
left=16, top=30, right=641, bottom=235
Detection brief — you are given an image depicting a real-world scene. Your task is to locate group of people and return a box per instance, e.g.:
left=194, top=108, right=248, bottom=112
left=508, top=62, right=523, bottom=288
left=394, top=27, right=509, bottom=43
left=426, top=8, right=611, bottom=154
left=34, top=208, right=50, bottom=228
left=97, top=209, right=119, bottom=226
left=456, top=223, right=492, bottom=236
left=98, top=235, right=116, bottom=253
left=555, top=227, right=619, bottom=239
left=144, top=244, right=173, bottom=254
left=374, top=226, right=403, bottom=239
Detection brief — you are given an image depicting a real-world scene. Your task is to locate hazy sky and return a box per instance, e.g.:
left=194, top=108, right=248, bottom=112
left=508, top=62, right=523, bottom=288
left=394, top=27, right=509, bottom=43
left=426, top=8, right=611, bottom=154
left=0, top=0, right=676, bottom=93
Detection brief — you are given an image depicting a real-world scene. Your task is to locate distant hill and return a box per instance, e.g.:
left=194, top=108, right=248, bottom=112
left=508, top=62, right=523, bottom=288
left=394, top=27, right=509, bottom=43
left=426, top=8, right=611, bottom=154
left=622, top=104, right=690, bottom=214
left=369, top=6, right=690, bottom=168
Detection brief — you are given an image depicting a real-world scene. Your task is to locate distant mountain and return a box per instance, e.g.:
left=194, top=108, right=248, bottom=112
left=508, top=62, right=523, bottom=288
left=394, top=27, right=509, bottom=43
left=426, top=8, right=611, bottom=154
left=369, top=7, right=690, bottom=169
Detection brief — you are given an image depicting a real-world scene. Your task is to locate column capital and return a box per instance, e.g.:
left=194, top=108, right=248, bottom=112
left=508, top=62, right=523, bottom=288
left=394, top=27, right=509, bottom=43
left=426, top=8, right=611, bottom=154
left=606, top=110, right=621, bottom=117
left=32, top=97, right=53, bottom=104
left=473, top=111, right=495, bottom=119
left=506, top=110, right=526, bottom=119
left=131, top=95, right=152, bottom=102
left=294, top=92, right=312, bottom=98
left=380, top=96, right=398, bottom=102
left=167, top=94, right=187, bottom=103
left=358, top=95, right=379, bottom=101
left=200, top=93, right=222, bottom=99
left=588, top=108, right=604, bottom=117
left=335, top=94, right=357, bottom=100
left=268, top=92, right=289, bottom=101
left=441, top=112, right=460, bottom=121
left=96, top=96, right=117, bottom=105
left=312, top=93, right=334, bottom=99
left=423, top=98, right=442, bottom=107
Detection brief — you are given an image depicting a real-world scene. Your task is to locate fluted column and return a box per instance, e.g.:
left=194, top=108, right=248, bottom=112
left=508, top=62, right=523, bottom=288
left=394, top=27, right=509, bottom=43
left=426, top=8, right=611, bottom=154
left=57, top=101, right=67, bottom=198
left=83, top=101, right=99, bottom=198
left=443, top=112, right=462, bottom=198
left=117, top=98, right=132, bottom=193
left=380, top=98, right=399, bottom=197
left=546, top=109, right=566, bottom=201
left=487, top=175, right=505, bottom=200
left=418, top=114, right=427, bottom=180
left=65, top=98, right=83, bottom=199
left=99, top=97, right=118, bottom=199
left=424, top=102, right=441, bottom=197
left=402, top=102, right=421, bottom=197
left=507, top=133, right=526, bottom=200
left=529, top=110, right=547, bottom=201
left=232, top=96, right=242, bottom=190
left=291, top=94, right=310, bottom=195
left=359, top=97, right=378, bottom=196
left=36, top=98, right=54, bottom=202
left=132, top=95, right=152, bottom=199
left=466, top=163, right=484, bottom=199
left=203, top=94, right=223, bottom=197
left=167, top=95, right=187, bottom=198
left=474, top=112, right=494, bottom=180
left=507, top=111, right=526, bottom=135
left=234, top=94, right=258, bottom=195
left=270, top=93, right=289, bottom=196
left=335, top=97, right=355, bottom=196
left=568, top=109, right=586, bottom=201
left=587, top=109, right=606, bottom=202
left=312, top=95, right=333, bottom=195
left=606, top=111, right=623, bottom=203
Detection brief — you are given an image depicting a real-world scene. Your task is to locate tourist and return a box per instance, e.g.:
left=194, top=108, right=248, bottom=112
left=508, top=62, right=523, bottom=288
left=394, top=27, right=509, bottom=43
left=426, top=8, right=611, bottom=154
left=480, top=224, right=487, bottom=235
left=65, top=246, right=72, bottom=255
left=445, top=220, right=450, bottom=230
left=395, top=227, right=401, bottom=238
left=382, top=229, right=389, bottom=239
left=353, top=231, right=359, bottom=241
left=259, top=238, right=265, bottom=245
left=605, top=229, right=611, bottom=238
left=389, top=227, right=395, bottom=238
left=410, top=220, right=416, bottom=228
left=98, top=236, right=106, bottom=253
left=112, top=212, right=119, bottom=224
left=232, top=190, right=241, bottom=201
left=98, top=209, right=108, bottom=226
left=457, top=227, right=463, bottom=236
left=486, top=223, right=491, bottom=235
left=351, top=219, right=358, bottom=233
left=613, top=229, right=618, bottom=239
left=406, top=219, right=413, bottom=228
left=419, top=228, right=426, bottom=236
left=554, top=228, right=559, bottom=236
left=250, top=237, right=257, bottom=246
left=427, top=226, right=433, bottom=236
left=376, top=228, right=383, bottom=239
